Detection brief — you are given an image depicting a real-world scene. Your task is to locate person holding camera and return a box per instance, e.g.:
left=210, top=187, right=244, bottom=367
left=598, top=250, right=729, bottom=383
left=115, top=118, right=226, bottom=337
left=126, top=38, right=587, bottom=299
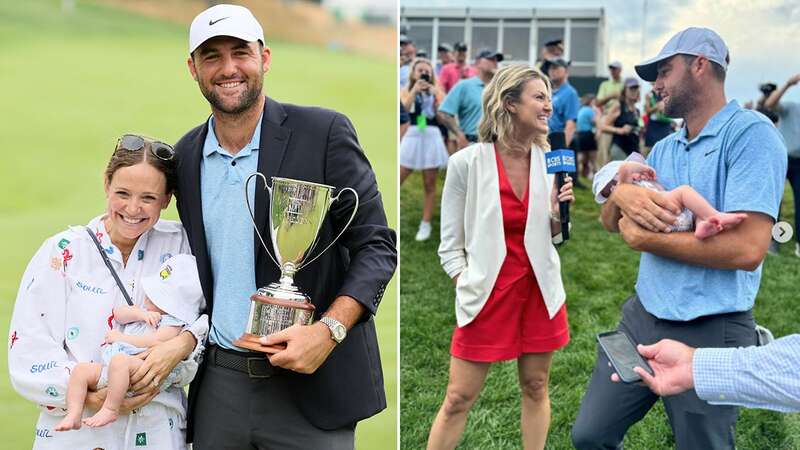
left=603, top=77, right=643, bottom=161
left=400, top=58, right=449, bottom=241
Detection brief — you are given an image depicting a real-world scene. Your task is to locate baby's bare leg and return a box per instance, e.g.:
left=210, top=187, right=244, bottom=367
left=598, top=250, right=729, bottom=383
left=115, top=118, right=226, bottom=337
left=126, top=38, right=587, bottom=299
left=666, top=185, right=719, bottom=219
left=83, top=354, right=144, bottom=427
left=667, top=186, right=748, bottom=239
left=54, top=362, right=102, bottom=431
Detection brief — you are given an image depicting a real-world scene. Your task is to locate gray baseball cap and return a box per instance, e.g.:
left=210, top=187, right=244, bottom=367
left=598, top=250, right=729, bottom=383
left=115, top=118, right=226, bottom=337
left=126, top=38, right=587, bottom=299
left=634, top=27, right=729, bottom=82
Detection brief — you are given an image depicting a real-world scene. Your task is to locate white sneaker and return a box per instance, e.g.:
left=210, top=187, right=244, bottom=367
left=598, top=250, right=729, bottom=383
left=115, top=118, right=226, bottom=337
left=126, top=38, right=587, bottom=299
left=415, top=221, right=432, bottom=241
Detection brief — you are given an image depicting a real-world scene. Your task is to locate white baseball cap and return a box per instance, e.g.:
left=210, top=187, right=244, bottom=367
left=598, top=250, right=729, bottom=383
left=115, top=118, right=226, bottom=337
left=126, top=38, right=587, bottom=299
left=141, top=254, right=204, bottom=325
left=189, top=4, right=264, bottom=54
left=635, top=27, right=728, bottom=82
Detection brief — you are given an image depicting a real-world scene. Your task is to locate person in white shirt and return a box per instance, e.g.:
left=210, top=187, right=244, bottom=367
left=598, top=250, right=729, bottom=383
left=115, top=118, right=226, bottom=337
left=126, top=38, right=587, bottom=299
left=428, top=64, right=574, bottom=450
left=8, top=135, right=208, bottom=449
left=611, top=336, right=800, bottom=413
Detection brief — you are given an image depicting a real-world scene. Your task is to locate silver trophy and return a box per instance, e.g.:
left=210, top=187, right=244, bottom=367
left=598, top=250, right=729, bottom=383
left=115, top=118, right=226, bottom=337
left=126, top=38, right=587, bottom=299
left=234, top=174, right=358, bottom=352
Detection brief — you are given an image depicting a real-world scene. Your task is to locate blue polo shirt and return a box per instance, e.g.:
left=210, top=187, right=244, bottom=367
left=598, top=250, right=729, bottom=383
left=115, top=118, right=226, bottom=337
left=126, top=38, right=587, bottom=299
left=201, top=113, right=263, bottom=349
left=576, top=105, right=595, bottom=132
left=549, top=81, right=579, bottom=133
left=637, top=100, right=787, bottom=321
left=439, top=77, right=484, bottom=137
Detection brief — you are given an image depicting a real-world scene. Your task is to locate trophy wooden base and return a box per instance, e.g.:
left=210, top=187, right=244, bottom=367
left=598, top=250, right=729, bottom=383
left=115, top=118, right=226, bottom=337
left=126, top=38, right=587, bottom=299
left=234, top=333, right=287, bottom=354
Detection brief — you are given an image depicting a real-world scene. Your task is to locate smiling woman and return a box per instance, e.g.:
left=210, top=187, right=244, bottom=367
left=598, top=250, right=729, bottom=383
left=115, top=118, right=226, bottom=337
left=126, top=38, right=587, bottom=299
left=428, top=64, right=574, bottom=450
left=7, top=134, right=207, bottom=449
left=103, top=142, right=175, bottom=260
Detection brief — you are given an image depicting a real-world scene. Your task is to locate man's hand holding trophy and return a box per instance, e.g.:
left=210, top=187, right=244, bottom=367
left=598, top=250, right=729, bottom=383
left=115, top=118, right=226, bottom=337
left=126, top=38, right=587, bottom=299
left=233, top=173, right=358, bottom=364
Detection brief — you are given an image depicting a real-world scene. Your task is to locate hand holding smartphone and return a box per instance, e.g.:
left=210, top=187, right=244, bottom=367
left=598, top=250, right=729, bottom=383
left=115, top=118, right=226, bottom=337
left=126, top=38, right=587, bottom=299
left=597, top=331, right=654, bottom=383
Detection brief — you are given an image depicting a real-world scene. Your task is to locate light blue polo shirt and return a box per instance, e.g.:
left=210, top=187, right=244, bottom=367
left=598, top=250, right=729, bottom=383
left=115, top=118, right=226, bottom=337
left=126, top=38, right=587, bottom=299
left=201, top=113, right=262, bottom=349
left=576, top=105, right=595, bottom=132
left=637, top=100, right=787, bottom=321
left=549, top=81, right=579, bottom=133
left=439, top=77, right=484, bottom=137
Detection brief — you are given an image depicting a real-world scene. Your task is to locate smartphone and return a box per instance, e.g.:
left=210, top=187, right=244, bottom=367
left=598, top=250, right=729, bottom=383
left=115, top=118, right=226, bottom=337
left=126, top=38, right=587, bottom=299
left=596, top=331, right=654, bottom=383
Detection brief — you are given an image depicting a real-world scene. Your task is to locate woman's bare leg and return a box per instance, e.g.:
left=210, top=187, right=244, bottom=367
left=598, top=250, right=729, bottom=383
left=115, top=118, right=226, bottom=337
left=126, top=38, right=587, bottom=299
left=518, top=352, right=554, bottom=450
left=427, top=357, right=491, bottom=450
left=421, top=169, right=439, bottom=223
left=400, top=166, right=413, bottom=185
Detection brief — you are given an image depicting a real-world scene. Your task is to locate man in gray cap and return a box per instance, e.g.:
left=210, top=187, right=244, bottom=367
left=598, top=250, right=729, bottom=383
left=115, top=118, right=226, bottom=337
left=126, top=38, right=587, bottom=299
left=572, top=27, right=787, bottom=449
left=137, top=4, right=397, bottom=450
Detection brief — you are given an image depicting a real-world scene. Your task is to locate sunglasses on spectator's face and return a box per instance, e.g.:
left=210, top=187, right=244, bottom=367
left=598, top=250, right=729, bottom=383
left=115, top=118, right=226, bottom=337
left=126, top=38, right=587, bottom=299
left=116, top=134, right=175, bottom=161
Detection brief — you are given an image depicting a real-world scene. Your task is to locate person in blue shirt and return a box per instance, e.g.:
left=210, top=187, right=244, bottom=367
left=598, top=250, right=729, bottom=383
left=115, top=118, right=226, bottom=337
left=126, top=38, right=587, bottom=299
left=437, top=49, right=503, bottom=150
left=546, top=58, right=579, bottom=149
left=610, top=335, right=800, bottom=413
left=575, top=94, right=599, bottom=179
left=571, top=27, right=787, bottom=450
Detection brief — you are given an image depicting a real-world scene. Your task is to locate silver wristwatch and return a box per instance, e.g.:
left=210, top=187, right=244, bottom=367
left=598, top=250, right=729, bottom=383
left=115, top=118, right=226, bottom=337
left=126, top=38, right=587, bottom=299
left=320, top=317, right=347, bottom=344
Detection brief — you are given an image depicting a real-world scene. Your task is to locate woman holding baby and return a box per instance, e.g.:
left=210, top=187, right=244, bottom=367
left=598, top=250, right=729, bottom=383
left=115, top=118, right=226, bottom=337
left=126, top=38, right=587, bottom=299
left=8, top=135, right=206, bottom=449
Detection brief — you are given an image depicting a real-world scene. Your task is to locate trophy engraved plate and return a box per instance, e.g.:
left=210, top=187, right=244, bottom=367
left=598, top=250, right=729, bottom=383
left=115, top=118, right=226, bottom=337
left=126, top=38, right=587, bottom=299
left=234, top=175, right=359, bottom=352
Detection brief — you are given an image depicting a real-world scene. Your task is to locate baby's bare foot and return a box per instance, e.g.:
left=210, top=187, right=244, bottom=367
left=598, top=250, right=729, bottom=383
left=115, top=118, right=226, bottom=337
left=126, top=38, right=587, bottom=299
left=694, top=219, right=723, bottom=239
left=713, top=212, right=748, bottom=228
left=83, top=407, right=118, bottom=428
left=54, top=414, right=82, bottom=431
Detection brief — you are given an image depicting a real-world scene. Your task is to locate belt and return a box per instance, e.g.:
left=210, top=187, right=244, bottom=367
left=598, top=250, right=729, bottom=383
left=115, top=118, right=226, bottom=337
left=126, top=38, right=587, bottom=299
left=208, top=344, right=284, bottom=379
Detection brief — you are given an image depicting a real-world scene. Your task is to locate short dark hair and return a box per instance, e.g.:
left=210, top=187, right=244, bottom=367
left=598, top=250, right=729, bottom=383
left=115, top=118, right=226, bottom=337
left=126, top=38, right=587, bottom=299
left=682, top=54, right=726, bottom=82
left=105, top=137, right=177, bottom=195
left=191, top=39, right=264, bottom=61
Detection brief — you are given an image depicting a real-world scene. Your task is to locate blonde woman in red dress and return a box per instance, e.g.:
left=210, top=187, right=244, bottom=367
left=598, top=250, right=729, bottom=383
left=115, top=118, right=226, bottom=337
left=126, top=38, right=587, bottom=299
left=428, top=64, right=574, bottom=450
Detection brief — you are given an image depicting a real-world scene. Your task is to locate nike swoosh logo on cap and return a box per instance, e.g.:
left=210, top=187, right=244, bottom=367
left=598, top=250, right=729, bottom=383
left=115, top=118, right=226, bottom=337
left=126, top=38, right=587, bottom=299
left=209, top=17, right=229, bottom=26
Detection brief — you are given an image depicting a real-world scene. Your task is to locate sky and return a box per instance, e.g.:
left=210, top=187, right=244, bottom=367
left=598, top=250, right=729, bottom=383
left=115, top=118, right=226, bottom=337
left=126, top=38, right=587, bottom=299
left=400, top=0, right=800, bottom=104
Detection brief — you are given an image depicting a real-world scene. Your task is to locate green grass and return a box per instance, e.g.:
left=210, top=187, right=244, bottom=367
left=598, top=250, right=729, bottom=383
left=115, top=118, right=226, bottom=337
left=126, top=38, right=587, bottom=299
left=400, top=171, right=800, bottom=449
left=0, top=1, right=396, bottom=448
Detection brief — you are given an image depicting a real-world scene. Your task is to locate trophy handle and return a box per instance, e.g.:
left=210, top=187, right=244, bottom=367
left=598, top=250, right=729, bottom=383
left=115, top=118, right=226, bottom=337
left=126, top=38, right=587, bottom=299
left=297, top=187, right=359, bottom=271
left=245, top=172, right=281, bottom=269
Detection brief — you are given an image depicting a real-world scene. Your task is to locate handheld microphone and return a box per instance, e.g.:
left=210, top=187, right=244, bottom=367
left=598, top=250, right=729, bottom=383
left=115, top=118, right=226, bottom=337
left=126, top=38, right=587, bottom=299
left=545, top=149, right=576, bottom=241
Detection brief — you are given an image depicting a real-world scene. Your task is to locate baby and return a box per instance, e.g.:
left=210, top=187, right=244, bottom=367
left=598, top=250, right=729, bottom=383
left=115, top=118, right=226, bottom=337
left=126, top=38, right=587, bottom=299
left=55, top=254, right=204, bottom=430
left=593, top=153, right=747, bottom=239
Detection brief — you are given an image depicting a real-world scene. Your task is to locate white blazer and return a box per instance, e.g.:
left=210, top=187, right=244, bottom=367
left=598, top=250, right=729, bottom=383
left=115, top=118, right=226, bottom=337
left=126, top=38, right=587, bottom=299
left=438, top=142, right=567, bottom=327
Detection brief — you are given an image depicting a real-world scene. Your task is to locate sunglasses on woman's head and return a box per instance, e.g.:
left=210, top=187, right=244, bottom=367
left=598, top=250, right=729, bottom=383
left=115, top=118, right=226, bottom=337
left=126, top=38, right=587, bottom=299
left=117, top=134, right=175, bottom=161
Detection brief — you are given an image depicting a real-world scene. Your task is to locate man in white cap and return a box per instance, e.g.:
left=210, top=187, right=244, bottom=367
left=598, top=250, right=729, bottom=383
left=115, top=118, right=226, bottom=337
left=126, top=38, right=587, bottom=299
left=137, top=4, right=397, bottom=449
left=571, top=27, right=787, bottom=449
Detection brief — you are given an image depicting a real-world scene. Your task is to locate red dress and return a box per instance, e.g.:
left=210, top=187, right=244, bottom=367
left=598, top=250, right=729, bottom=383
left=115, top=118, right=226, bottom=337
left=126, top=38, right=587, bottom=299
left=450, top=148, right=569, bottom=362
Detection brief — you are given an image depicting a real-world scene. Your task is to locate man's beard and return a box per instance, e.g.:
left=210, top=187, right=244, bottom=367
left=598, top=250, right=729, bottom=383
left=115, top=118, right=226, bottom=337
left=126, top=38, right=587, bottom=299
left=664, top=70, right=698, bottom=118
left=200, top=79, right=263, bottom=115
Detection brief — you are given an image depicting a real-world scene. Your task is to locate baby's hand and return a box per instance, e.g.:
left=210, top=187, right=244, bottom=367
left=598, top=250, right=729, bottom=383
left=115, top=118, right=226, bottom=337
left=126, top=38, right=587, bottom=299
left=618, top=162, right=656, bottom=184
left=105, top=330, right=123, bottom=344
left=143, top=311, right=162, bottom=328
